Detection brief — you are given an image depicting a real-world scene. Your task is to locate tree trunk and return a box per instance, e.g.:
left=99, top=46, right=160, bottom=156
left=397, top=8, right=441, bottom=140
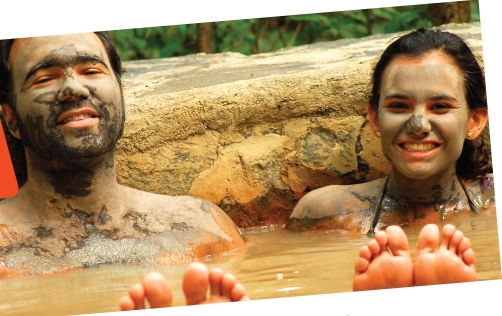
left=364, top=9, right=372, bottom=36
left=196, top=23, right=212, bottom=54
left=430, top=1, right=471, bottom=26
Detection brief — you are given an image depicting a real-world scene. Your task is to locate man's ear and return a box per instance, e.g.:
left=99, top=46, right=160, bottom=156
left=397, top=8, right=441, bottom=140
left=1, top=105, right=21, bottom=139
left=466, top=108, right=488, bottom=140
left=367, top=104, right=380, bottom=138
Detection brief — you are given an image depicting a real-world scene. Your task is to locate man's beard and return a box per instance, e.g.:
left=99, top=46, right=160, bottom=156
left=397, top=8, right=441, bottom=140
left=14, top=96, right=125, bottom=165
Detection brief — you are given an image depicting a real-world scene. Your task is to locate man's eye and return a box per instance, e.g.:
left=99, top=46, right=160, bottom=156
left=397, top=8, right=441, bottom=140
left=83, top=69, right=102, bottom=75
left=33, top=76, right=54, bottom=84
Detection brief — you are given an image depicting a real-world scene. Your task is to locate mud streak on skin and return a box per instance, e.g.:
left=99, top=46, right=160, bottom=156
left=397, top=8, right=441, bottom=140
left=405, top=114, right=423, bottom=132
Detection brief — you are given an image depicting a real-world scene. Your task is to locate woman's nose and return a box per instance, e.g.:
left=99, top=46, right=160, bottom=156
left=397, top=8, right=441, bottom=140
left=405, top=114, right=432, bottom=134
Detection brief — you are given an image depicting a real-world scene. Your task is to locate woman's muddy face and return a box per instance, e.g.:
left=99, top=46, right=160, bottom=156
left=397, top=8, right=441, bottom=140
left=375, top=51, right=470, bottom=180
left=8, top=33, right=124, bottom=163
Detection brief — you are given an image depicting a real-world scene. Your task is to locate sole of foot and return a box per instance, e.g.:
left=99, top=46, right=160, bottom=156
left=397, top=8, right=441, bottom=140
left=353, top=225, right=413, bottom=291
left=414, top=224, right=477, bottom=286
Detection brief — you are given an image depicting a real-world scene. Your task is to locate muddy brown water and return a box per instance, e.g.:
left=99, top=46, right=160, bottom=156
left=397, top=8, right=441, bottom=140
left=0, top=214, right=500, bottom=316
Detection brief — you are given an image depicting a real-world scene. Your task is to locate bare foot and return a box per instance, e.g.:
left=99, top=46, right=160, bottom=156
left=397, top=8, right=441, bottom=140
left=119, top=271, right=173, bottom=310
left=183, top=262, right=249, bottom=305
left=119, top=262, right=249, bottom=310
left=414, top=224, right=477, bottom=286
left=353, top=225, right=413, bottom=291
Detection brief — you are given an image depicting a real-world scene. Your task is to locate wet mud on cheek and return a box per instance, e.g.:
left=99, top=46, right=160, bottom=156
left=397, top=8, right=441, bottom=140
left=33, top=91, right=60, bottom=105
left=85, top=85, right=97, bottom=94
left=19, top=114, right=64, bottom=161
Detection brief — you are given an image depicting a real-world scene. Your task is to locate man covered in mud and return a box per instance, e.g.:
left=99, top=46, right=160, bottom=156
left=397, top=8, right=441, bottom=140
left=0, top=32, right=244, bottom=275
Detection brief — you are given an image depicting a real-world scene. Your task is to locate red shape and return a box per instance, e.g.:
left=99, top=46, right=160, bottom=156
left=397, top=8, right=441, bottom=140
left=0, top=122, right=18, bottom=198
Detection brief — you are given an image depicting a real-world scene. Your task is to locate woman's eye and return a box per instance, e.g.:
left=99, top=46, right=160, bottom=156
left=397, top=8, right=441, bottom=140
left=387, top=102, right=408, bottom=109
left=431, top=103, right=453, bottom=111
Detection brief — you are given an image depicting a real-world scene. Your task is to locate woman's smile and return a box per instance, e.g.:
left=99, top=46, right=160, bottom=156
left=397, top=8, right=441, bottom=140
left=399, top=142, right=440, bottom=152
left=396, top=141, right=442, bottom=160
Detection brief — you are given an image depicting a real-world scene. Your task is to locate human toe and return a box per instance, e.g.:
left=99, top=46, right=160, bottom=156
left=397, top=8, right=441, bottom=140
left=417, top=224, right=440, bottom=255
left=385, top=225, right=409, bottom=256
left=183, top=262, right=210, bottom=305
left=142, top=272, right=173, bottom=308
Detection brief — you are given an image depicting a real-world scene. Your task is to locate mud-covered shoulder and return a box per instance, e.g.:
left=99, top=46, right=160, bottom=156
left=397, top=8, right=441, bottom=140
left=289, top=178, right=387, bottom=219
left=286, top=178, right=387, bottom=233
left=125, top=187, right=245, bottom=253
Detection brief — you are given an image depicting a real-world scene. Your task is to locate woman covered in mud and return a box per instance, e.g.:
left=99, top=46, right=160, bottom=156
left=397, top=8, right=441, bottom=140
left=286, top=28, right=494, bottom=236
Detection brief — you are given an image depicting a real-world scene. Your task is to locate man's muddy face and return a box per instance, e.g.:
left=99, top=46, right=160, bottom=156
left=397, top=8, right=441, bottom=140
left=8, top=33, right=124, bottom=162
left=375, top=51, right=471, bottom=180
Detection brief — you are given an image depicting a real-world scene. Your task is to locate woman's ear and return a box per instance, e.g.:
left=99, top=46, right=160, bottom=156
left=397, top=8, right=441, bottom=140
left=367, top=104, right=380, bottom=137
left=466, top=108, right=488, bottom=140
left=1, top=105, right=21, bottom=140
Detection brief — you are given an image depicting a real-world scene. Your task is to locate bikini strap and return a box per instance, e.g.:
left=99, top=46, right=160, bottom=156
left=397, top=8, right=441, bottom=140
left=367, top=175, right=390, bottom=238
left=458, top=175, right=478, bottom=213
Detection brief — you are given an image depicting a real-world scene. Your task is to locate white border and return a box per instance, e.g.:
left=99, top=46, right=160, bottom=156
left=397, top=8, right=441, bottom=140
left=2, top=1, right=500, bottom=316
left=82, top=280, right=502, bottom=316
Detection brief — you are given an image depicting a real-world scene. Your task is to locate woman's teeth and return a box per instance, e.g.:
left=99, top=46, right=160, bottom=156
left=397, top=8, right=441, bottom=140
left=403, top=143, right=437, bottom=151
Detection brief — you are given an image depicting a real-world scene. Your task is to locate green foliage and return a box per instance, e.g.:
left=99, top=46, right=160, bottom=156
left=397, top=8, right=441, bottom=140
left=471, top=0, right=480, bottom=22
left=372, top=6, right=433, bottom=34
left=109, top=25, right=199, bottom=60
left=109, top=1, right=480, bottom=61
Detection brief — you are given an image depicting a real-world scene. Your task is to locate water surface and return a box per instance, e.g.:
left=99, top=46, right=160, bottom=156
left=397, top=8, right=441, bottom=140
left=1, top=214, right=499, bottom=315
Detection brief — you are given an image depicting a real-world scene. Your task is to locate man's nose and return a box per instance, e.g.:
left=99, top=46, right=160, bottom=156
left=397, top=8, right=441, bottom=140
left=57, top=75, right=90, bottom=103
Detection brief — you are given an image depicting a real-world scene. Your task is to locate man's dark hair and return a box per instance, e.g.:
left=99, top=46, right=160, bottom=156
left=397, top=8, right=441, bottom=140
left=369, top=28, right=490, bottom=181
left=0, top=31, right=124, bottom=107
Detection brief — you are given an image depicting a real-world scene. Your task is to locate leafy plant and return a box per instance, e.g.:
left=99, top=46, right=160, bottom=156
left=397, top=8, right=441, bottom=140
left=109, top=1, right=480, bottom=61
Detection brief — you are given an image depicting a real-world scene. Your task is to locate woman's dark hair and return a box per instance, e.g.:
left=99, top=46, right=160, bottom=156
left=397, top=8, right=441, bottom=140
left=0, top=31, right=124, bottom=188
left=369, top=28, right=490, bottom=180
